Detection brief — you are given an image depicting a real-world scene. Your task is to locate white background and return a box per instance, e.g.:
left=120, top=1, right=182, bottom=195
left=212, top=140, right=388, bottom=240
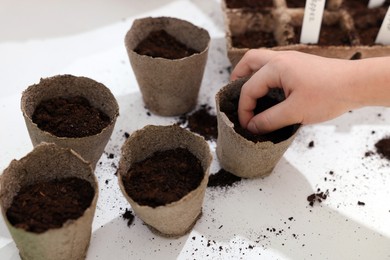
left=0, top=0, right=390, bottom=259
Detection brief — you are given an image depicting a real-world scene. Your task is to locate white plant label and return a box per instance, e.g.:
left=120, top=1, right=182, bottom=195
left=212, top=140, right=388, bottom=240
left=300, top=0, right=326, bottom=44
left=368, top=0, right=385, bottom=8
left=375, top=7, right=390, bottom=45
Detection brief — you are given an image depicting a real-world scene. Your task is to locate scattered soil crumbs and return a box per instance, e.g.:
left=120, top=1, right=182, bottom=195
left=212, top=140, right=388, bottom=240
left=364, top=151, right=375, bottom=157
left=123, top=148, right=204, bottom=207
left=307, top=189, right=329, bottom=207
left=134, top=29, right=198, bottom=59
left=32, top=96, right=111, bottom=138
left=375, top=137, right=390, bottom=160
left=188, top=215, right=304, bottom=257
left=207, top=169, right=242, bottom=188
left=177, top=104, right=218, bottom=141
left=122, top=208, right=135, bottom=227
left=6, top=177, right=94, bottom=233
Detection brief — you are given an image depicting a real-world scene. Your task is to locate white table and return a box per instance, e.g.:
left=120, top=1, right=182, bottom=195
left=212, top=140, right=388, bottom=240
left=1, top=0, right=389, bottom=259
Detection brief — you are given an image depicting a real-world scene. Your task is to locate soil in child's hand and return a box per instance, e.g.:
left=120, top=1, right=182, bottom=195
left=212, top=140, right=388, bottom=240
left=6, top=177, right=94, bottom=233
left=123, top=148, right=204, bottom=208
left=220, top=90, right=299, bottom=144
left=32, top=96, right=111, bottom=138
left=134, top=30, right=199, bottom=59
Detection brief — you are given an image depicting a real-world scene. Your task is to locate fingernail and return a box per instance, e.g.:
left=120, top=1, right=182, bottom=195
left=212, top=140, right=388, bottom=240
left=247, top=121, right=259, bottom=134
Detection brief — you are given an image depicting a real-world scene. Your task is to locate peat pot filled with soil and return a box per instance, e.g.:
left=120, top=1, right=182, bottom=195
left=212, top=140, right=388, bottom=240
left=21, top=74, right=119, bottom=168
left=216, top=78, right=300, bottom=178
left=118, top=125, right=212, bottom=237
left=0, top=143, right=98, bottom=260
left=124, top=16, right=210, bottom=116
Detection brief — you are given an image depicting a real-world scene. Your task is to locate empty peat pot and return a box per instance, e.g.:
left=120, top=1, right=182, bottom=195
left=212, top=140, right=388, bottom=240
left=21, top=74, right=119, bottom=168
left=125, top=16, right=210, bottom=116
left=0, top=143, right=98, bottom=260
left=118, top=125, right=212, bottom=237
left=216, top=78, right=300, bottom=178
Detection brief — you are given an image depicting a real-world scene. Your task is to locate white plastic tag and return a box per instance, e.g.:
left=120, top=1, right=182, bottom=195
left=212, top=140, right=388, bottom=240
left=300, top=0, right=326, bottom=44
left=375, top=7, right=390, bottom=45
left=368, top=0, right=385, bottom=8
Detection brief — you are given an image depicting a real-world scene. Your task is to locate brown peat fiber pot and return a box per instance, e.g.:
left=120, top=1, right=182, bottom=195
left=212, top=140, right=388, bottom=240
left=216, top=78, right=300, bottom=178
left=124, top=16, right=210, bottom=116
left=118, top=125, right=212, bottom=237
left=21, top=74, right=119, bottom=169
left=0, top=143, right=98, bottom=260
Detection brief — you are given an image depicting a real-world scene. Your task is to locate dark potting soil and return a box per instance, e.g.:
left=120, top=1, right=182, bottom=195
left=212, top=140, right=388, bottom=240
left=288, top=25, right=302, bottom=44
left=349, top=7, right=386, bottom=46
left=225, top=0, right=273, bottom=9
left=285, top=0, right=305, bottom=8
left=355, top=23, right=381, bottom=46
left=32, top=96, right=111, bottom=138
left=289, top=23, right=352, bottom=46
left=232, top=30, right=277, bottom=48
left=287, top=26, right=302, bottom=44
left=134, top=29, right=199, bottom=59
left=177, top=105, right=218, bottom=141
left=207, top=169, right=242, bottom=188
left=346, top=0, right=390, bottom=8
left=6, top=177, right=94, bottom=233
left=220, top=90, right=299, bottom=144
left=342, top=0, right=370, bottom=10
left=318, top=24, right=352, bottom=46
left=123, top=148, right=204, bottom=208
left=375, top=137, right=390, bottom=160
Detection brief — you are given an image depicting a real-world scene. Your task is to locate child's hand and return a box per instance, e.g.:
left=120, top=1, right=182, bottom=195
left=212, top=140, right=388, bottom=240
left=231, top=49, right=363, bottom=134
